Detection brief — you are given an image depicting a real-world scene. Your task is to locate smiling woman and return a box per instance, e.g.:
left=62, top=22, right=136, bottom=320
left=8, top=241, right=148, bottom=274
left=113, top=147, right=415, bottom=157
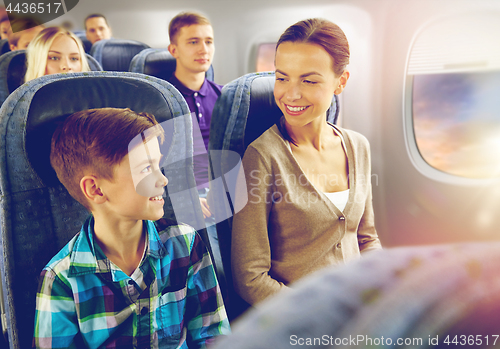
left=231, top=18, right=382, bottom=306
left=24, top=26, right=90, bottom=82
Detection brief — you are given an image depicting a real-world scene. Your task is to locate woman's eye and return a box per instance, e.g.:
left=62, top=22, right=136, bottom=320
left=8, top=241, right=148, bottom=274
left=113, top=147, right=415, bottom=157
left=48, top=56, right=59, bottom=61
left=304, top=80, right=317, bottom=85
left=71, top=57, right=80, bottom=61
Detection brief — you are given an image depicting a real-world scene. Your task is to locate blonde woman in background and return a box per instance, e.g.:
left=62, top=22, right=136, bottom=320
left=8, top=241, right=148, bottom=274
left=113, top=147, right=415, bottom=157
left=25, top=27, right=89, bottom=82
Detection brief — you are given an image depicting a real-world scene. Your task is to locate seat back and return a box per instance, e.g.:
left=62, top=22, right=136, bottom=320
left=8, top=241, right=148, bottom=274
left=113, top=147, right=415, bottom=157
left=129, top=48, right=215, bottom=81
left=0, top=71, right=205, bottom=349
left=90, top=39, right=150, bottom=72
left=208, top=71, right=338, bottom=320
left=73, top=30, right=93, bottom=53
left=0, top=50, right=103, bottom=106
left=212, top=242, right=500, bottom=348
left=0, top=39, right=10, bottom=56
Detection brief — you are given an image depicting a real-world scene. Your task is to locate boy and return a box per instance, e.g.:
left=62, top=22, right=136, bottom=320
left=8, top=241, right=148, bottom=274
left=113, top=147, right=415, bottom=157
left=34, top=108, right=229, bottom=348
left=85, top=13, right=112, bottom=44
left=167, top=12, right=222, bottom=266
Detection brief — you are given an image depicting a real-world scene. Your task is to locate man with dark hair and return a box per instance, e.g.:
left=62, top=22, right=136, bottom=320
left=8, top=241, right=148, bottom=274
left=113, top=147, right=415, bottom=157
left=85, top=13, right=111, bottom=44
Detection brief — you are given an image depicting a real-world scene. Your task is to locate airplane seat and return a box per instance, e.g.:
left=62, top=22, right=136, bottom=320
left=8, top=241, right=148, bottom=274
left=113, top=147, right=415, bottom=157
left=90, top=39, right=150, bottom=72
left=129, top=48, right=215, bottom=81
left=212, top=241, right=500, bottom=348
left=0, top=71, right=208, bottom=349
left=0, top=50, right=103, bottom=106
left=208, top=71, right=338, bottom=321
left=73, top=30, right=93, bottom=53
left=0, top=39, right=10, bottom=56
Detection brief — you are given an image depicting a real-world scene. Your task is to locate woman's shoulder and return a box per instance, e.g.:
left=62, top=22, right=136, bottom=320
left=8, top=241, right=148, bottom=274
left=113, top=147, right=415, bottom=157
left=334, top=125, right=370, bottom=150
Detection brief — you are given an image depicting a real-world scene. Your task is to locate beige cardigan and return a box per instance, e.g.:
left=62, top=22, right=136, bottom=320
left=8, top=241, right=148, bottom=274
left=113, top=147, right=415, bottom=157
left=231, top=124, right=382, bottom=305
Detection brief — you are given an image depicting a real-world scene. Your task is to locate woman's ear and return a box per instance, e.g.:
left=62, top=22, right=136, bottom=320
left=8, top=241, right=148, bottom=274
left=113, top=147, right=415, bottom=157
left=334, top=70, right=350, bottom=95
left=80, top=175, right=106, bottom=205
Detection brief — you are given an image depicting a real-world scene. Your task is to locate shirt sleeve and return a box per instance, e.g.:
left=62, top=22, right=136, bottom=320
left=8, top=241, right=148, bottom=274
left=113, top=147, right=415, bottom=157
left=185, top=231, right=230, bottom=348
left=34, top=268, right=80, bottom=349
left=231, top=146, right=287, bottom=305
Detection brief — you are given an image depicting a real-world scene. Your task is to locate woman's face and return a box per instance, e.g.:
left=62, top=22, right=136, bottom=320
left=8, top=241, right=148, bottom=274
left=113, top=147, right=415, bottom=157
left=45, top=35, right=82, bottom=76
left=274, top=41, right=348, bottom=129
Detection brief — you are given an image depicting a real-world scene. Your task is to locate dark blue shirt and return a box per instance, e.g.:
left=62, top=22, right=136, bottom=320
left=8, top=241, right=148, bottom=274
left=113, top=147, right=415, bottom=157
left=167, top=75, right=222, bottom=189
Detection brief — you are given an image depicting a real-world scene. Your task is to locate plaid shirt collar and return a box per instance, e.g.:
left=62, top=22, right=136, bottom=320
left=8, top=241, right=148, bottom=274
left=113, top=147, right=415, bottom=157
left=68, top=216, right=167, bottom=278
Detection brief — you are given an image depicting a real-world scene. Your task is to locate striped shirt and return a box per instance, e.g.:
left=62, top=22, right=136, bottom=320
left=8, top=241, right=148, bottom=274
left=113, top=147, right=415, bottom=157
left=34, top=217, right=230, bottom=348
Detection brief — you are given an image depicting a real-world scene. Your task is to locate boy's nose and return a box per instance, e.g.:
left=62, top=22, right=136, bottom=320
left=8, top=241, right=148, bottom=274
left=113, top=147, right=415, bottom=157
left=157, top=172, right=168, bottom=187
left=135, top=169, right=168, bottom=197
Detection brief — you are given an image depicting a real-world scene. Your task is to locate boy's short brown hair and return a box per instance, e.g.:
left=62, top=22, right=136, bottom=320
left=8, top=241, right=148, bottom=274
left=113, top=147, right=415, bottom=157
left=168, top=12, right=211, bottom=44
left=50, top=108, right=164, bottom=210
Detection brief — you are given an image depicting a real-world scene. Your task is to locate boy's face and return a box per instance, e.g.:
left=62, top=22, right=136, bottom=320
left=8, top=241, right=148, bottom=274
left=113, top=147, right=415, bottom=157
left=169, top=24, right=214, bottom=75
left=99, top=137, right=167, bottom=222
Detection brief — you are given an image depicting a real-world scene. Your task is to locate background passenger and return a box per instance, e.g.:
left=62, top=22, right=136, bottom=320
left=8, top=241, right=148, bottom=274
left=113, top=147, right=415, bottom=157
left=84, top=13, right=112, bottom=44
left=25, top=27, right=90, bottom=82
left=231, top=18, right=382, bottom=305
left=6, top=18, right=44, bottom=51
left=167, top=12, right=222, bottom=262
left=1, top=15, right=10, bottom=40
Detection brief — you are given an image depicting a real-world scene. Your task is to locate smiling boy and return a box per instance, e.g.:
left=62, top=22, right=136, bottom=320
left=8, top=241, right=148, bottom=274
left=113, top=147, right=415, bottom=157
left=33, top=108, right=229, bottom=348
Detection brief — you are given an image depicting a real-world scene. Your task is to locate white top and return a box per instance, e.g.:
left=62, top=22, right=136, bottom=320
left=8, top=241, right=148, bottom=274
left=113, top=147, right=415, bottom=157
left=323, top=189, right=350, bottom=212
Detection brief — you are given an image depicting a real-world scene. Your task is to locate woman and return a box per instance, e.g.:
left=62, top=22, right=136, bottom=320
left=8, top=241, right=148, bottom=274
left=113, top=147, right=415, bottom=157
left=25, top=27, right=89, bottom=82
left=232, top=18, right=382, bottom=306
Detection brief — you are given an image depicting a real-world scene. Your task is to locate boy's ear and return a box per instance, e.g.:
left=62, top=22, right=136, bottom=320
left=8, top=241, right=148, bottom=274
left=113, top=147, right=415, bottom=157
left=80, top=175, right=106, bottom=205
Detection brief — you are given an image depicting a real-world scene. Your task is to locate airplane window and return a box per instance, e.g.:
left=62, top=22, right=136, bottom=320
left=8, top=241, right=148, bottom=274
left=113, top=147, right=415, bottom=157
left=405, top=12, right=500, bottom=182
left=256, top=43, right=276, bottom=72
left=413, top=71, right=500, bottom=179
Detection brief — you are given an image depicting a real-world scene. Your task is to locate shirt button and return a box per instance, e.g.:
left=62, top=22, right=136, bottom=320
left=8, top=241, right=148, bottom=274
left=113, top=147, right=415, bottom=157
left=336, top=243, right=342, bottom=249
left=199, top=113, right=203, bottom=118
left=196, top=102, right=200, bottom=107
left=339, top=216, right=345, bottom=221
left=141, top=307, right=148, bottom=316
left=194, top=92, right=198, bottom=97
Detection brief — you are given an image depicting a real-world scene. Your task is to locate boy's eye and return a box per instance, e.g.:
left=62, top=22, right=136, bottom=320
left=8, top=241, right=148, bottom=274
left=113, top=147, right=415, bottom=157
left=304, top=80, right=317, bottom=85
left=276, top=77, right=286, bottom=82
left=141, top=165, right=152, bottom=173
left=189, top=40, right=197, bottom=45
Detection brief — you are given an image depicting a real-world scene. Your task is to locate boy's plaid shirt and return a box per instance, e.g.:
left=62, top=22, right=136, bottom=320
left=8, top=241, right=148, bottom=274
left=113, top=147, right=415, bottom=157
left=34, top=217, right=230, bottom=348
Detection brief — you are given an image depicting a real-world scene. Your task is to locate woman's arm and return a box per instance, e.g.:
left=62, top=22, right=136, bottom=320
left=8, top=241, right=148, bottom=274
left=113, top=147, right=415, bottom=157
left=231, top=146, right=287, bottom=305
left=356, top=140, right=382, bottom=252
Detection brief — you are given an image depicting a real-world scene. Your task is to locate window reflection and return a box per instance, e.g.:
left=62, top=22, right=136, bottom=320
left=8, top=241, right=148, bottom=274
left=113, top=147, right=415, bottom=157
left=413, top=72, right=500, bottom=179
